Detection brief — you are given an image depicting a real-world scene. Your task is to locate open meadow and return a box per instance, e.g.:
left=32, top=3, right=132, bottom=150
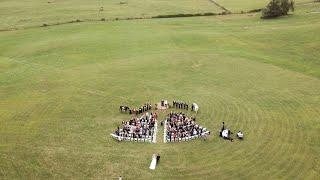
left=0, top=0, right=320, bottom=179
left=0, top=0, right=222, bottom=30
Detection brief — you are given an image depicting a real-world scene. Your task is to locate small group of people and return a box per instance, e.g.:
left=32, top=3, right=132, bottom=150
left=172, top=101, right=189, bottom=110
left=128, top=103, right=152, bottom=115
left=160, top=100, right=168, bottom=107
left=165, top=112, right=210, bottom=142
left=219, top=122, right=244, bottom=142
left=113, top=112, right=157, bottom=142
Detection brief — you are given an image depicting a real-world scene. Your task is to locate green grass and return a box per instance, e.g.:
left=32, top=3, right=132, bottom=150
left=0, top=1, right=320, bottom=180
left=215, top=0, right=313, bottom=12
left=0, top=0, right=222, bottom=30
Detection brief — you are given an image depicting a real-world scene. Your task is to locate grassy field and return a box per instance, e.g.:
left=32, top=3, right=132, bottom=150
left=0, top=0, right=222, bottom=30
left=1, top=0, right=320, bottom=179
left=215, top=0, right=313, bottom=12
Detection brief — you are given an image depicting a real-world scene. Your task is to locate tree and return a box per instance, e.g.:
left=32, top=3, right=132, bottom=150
left=261, top=0, right=294, bottom=19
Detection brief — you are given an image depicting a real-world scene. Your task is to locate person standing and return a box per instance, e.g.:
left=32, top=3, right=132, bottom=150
left=156, top=154, right=160, bottom=163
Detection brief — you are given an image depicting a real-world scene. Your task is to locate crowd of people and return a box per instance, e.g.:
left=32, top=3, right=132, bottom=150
left=121, top=101, right=198, bottom=114
left=128, top=103, right=152, bottom=115
left=116, top=101, right=246, bottom=144
left=165, top=112, right=210, bottom=142
left=172, top=101, right=189, bottom=110
left=112, top=112, right=158, bottom=142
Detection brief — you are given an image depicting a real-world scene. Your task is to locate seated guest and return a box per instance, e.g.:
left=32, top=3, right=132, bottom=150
left=165, top=112, right=209, bottom=142
left=113, top=113, right=157, bottom=141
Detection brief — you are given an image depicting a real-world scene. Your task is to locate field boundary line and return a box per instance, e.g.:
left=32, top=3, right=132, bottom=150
left=0, top=12, right=228, bottom=32
left=208, top=0, right=231, bottom=13
left=0, top=1, right=318, bottom=32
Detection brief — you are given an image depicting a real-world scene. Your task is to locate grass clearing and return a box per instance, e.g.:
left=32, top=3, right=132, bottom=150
left=0, top=1, right=319, bottom=179
left=0, top=0, right=222, bottom=30
left=215, top=0, right=314, bottom=12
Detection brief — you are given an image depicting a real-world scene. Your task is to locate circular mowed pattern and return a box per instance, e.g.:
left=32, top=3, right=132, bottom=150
left=0, top=18, right=319, bottom=179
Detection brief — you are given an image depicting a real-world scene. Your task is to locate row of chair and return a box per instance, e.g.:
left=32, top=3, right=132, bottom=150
left=111, top=133, right=154, bottom=142
left=165, top=131, right=210, bottom=142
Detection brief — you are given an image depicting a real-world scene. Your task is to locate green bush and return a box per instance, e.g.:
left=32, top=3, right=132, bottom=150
left=248, top=9, right=262, bottom=13
left=261, top=0, right=294, bottom=19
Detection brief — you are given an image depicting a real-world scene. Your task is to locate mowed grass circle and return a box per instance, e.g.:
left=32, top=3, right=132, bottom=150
left=0, top=14, right=320, bottom=179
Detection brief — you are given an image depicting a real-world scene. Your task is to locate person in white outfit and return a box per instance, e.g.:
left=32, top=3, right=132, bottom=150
left=237, top=131, right=244, bottom=139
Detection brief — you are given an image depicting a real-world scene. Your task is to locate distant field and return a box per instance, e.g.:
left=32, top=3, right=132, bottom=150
left=0, top=0, right=222, bottom=29
left=215, top=0, right=269, bottom=12
left=1, top=0, right=315, bottom=30
left=215, top=0, right=313, bottom=12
